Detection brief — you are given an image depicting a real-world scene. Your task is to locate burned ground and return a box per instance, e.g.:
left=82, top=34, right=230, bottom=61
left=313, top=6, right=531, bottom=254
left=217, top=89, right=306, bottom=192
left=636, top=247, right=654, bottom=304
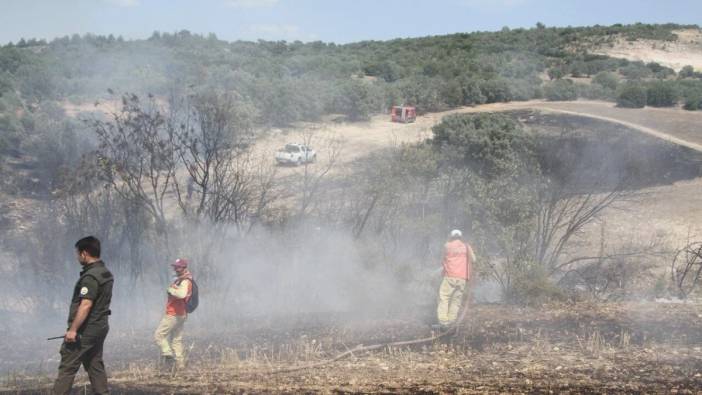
left=516, top=110, right=702, bottom=191
left=3, top=303, right=702, bottom=394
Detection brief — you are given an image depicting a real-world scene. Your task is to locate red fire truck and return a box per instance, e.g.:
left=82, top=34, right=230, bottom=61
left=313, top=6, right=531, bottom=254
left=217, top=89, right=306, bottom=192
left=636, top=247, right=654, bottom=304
left=391, top=106, right=416, bottom=123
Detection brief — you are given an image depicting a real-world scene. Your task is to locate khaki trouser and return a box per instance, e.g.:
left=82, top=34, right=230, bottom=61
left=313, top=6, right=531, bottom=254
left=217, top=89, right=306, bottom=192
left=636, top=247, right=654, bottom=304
left=154, top=314, right=187, bottom=366
left=437, top=277, right=466, bottom=326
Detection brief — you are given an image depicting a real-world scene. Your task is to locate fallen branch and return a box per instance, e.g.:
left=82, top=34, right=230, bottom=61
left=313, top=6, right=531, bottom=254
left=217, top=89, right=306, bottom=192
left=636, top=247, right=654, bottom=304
left=267, top=327, right=456, bottom=374
left=267, top=293, right=474, bottom=375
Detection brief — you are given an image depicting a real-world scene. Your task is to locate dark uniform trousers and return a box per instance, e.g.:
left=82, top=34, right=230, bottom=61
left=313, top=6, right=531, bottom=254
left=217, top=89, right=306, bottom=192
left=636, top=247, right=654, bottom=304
left=54, top=259, right=113, bottom=395
left=53, top=327, right=109, bottom=395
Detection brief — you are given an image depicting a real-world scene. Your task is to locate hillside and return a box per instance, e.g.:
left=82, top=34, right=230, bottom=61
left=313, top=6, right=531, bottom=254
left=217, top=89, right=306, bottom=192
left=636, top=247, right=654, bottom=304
left=592, top=28, right=702, bottom=71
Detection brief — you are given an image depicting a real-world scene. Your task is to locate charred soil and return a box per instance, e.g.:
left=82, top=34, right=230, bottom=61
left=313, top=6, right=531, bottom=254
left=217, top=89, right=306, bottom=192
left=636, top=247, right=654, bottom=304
left=4, top=303, right=702, bottom=394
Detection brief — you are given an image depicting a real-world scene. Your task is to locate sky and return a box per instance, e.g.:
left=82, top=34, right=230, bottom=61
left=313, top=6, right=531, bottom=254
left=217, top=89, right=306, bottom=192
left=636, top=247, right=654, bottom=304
left=0, top=0, right=700, bottom=45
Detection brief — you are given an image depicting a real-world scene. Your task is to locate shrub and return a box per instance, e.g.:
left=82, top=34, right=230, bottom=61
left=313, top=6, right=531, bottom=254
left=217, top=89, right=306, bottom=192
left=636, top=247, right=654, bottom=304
left=332, top=79, right=379, bottom=121
left=646, top=81, right=678, bottom=107
left=619, top=62, right=652, bottom=80
left=505, top=263, right=566, bottom=306
left=508, top=78, right=540, bottom=101
left=576, top=83, right=615, bottom=100
left=616, top=83, right=647, bottom=108
left=547, top=66, right=565, bottom=80
left=479, top=79, right=513, bottom=103
left=684, top=94, right=701, bottom=111
left=679, top=65, right=696, bottom=79
left=592, top=71, right=620, bottom=90
left=459, top=77, right=487, bottom=105
left=543, top=79, right=578, bottom=101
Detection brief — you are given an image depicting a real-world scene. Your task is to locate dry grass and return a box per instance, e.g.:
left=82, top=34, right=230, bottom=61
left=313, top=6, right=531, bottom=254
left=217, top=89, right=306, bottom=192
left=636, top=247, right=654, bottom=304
left=590, top=28, right=702, bottom=72
left=4, top=303, right=702, bottom=393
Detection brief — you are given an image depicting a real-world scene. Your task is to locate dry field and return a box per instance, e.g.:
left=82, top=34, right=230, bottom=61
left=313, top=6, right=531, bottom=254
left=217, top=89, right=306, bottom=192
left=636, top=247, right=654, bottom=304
left=3, top=303, right=702, bottom=394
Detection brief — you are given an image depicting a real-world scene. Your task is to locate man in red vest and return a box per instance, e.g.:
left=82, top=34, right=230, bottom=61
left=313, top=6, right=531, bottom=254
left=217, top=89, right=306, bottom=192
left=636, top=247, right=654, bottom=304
left=154, top=258, right=193, bottom=369
left=437, top=229, right=476, bottom=328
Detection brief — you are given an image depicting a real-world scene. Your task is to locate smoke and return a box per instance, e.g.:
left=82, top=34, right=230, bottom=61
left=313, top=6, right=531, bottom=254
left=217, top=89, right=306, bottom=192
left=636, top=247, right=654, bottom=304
left=171, top=221, right=426, bottom=327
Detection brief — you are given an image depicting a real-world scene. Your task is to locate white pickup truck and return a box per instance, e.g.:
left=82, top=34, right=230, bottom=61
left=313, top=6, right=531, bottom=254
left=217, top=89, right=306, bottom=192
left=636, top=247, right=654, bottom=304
left=275, top=143, right=317, bottom=165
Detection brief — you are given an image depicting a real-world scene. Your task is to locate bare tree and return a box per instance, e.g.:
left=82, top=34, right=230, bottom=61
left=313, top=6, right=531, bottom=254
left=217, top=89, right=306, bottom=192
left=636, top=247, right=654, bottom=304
left=298, top=127, right=343, bottom=216
left=558, top=224, right=665, bottom=300
left=171, top=92, right=250, bottom=218
left=170, top=91, right=276, bottom=230
left=90, top=94, right=176, bottom=237
left=671, top=241, right=702, bottom=298
left=535, top=176, right=637, bottom=275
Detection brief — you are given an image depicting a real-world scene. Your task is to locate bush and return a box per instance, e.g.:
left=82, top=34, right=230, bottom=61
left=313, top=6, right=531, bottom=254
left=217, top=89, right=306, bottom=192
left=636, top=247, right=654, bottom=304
left=479, top=79, right=513, bottom=103
left=647, top=62, right=675, bottom=79
left=619, top=62, right=652, bottom=80
left=397, top=76, right=446, bottom=113
left=684, top=94, right=701, bottom=111
left=508, top=78, right=540, bottom=101
left=505, top=263, right=566, bottom=306
left=576, top=83, right=615, bottom=100
left=678, top=80, right=702, bottom=110
left=592, top=71, right=620, bottom=90
left=569, top=60, right=588, bottom=77
left=459, top=77, right=486, bottom=105
left=331, top=79, right=379, bottom=121
left=430, top=112, right=536, bottom=178
left=616, top=83, right=647, bottom=108
left=547, top=66, right=565, bottom=80
left=646, top=81, right=678, bottom=107
left=679, top=65, right=696, bottom=79
left=543, top=79, right=578, bottom=101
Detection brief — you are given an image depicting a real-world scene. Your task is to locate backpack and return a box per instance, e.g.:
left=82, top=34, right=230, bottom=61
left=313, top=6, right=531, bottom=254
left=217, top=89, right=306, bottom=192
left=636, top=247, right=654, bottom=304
left=186, top=279, right=199, bottom=313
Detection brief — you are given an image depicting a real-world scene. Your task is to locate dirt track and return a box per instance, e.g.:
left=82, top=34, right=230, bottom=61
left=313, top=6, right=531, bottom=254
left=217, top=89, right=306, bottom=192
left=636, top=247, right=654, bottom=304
left=257, top=100, right=702, bottom=173
left=497, top=101, right=702, bottom=152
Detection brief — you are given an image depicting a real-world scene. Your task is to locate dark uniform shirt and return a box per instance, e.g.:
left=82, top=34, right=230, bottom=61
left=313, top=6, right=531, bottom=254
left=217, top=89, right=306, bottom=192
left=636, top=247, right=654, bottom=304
left=67, top=260, right=113, bottom=336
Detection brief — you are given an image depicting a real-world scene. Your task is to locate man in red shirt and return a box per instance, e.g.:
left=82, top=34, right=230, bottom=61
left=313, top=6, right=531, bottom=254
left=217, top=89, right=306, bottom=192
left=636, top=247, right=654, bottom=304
left=154, top=258, right=193, bottom=369
left=437, top=229, right=476, bottom=328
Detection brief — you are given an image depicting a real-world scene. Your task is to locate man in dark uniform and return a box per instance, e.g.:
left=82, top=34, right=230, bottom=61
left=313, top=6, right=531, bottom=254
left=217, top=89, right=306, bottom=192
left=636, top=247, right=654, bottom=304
left=53, top=236, right=114, bottom=395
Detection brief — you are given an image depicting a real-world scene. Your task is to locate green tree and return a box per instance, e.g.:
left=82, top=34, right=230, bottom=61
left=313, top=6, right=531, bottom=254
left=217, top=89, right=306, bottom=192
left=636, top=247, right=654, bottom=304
left=332, top=79, right=378, bottom=121
left=459, top=77, right=487, bottom=105
left=683, top=93, right=701, bottom=111
left=616, top=83, right=647, bottom=108
left=679, top=65, right=695, bottom=79
left=543, top=79, right=578, bottom=101
left=431, top=113, right=536, bottom=179
left=619, top=62, right=652, bottom=80
left=0, top=72, right=13, bottom=96
left=547, top=66, right=565, bottom=80
left=479, top=79, right=513, bottom=103
left=592, top=71, right=620, bottom=90
left=0, top=47, right=25, bottom=73
left=646, top=81, right=678, bottom=107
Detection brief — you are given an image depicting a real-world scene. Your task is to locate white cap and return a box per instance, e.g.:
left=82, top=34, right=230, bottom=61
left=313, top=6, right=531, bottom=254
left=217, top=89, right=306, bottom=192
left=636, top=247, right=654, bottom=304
left=450, top=229, right=462, bottom=237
